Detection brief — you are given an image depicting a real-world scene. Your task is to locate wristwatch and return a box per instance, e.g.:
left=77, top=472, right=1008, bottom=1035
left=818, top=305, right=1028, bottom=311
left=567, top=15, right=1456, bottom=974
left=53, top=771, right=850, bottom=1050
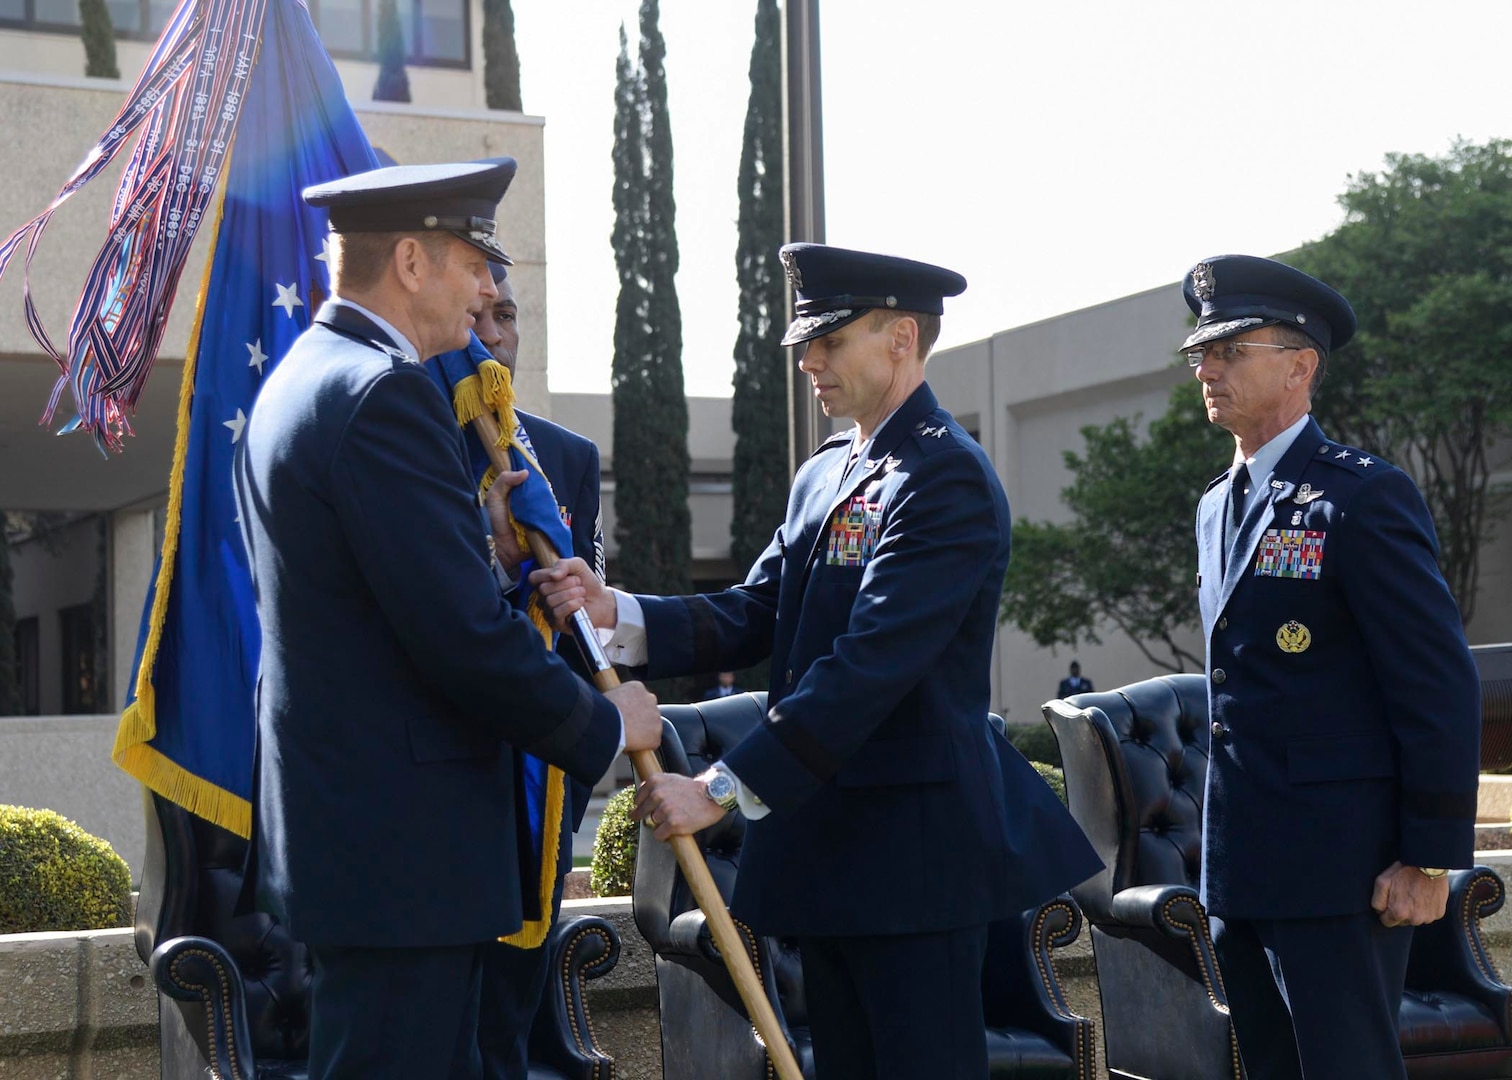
left=1417, top=867, right=1448, bottom=879
left=704, top=769, right=740, bottom=813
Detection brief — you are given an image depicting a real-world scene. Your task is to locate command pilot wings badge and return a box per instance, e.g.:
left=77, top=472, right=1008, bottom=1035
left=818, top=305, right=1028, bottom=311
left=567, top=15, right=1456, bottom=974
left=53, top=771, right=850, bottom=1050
left=1293, top=483, right=1324, bottom=505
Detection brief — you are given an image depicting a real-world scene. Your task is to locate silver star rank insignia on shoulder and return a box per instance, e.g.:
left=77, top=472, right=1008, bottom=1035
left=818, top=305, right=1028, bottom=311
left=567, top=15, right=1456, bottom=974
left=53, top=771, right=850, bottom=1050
left=1357, top=456, right=1374, bottom=467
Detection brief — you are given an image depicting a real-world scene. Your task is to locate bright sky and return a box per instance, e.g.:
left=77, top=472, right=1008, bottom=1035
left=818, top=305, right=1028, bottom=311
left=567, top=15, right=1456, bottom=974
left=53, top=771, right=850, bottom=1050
left=515, top=0, right=1512, bottom=398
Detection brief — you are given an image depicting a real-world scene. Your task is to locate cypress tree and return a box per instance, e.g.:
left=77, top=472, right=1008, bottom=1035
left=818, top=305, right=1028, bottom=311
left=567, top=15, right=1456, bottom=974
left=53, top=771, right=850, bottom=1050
left=729, top=0, right=786, bottom=573
left=0, top=518, right=19, bottom=716
left=610, top=3, right=691, bottom=601
left=372, top=0, right=411, bottom=103
left=79, top=0, right=119, bottom=79
left=482, top=0, right=523, bottom=111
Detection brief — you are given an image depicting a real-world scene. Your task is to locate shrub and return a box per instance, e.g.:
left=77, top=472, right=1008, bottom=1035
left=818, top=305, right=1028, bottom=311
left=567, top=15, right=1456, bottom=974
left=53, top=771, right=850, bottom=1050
left=590, top=786, right=639, bottom=898
left=1032, top=762, right=1067, bottom=803
left=0, top=806, right=131, bottom=933
left=1008, top=720, right=1062, bottom=767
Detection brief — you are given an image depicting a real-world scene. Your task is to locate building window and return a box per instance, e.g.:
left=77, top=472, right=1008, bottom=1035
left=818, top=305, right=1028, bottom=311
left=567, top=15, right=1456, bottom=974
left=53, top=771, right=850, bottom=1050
left=13, top=616, right=39, bottom=715
left=307, top=0, right=469, bottom=68
left=58, top=602, right=103, bottom=715
left=0, top=0, right=469, bottom=69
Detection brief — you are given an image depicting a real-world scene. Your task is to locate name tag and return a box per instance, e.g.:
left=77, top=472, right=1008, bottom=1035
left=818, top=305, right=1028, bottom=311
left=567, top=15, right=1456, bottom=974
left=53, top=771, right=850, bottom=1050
left=1254, top=529, right=1325, bottom=580
left=826, top=497, right=882, bottom=567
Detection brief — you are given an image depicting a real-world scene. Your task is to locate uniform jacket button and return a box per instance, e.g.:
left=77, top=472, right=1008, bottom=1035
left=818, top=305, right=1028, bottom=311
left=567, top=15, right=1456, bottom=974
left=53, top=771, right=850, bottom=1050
left=1212, top=668, right=1226, bottom=684
left=1211, top=721, right=1226, bottom=740
left=785, top=668, right=794, bottom=683
left=1217, top=616, right=1228, bottom=630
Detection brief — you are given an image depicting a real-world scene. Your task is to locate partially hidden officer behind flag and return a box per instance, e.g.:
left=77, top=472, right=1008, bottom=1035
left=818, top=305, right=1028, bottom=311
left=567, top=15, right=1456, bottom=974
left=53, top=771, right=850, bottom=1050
left=467, top=260, right=608, bottom=1080
left=534, top=243, right=1101, bottom=1080
left=232, top=157, right=662, bottom=1080
left=1184, top=254, right=1480, bottom=1079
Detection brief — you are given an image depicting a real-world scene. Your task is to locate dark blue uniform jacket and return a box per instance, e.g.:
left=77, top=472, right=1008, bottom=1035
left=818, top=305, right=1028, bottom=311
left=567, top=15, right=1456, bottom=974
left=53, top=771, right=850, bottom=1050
left=1197, top=416, right=1480, bottom=920
left=234, top=302, right=620, bottom=948
left=636, top=383, right=1100, bottom=937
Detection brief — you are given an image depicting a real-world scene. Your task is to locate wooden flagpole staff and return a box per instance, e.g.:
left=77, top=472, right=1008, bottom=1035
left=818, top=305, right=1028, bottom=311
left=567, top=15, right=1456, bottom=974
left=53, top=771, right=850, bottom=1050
left=471, top=411, right=804, bottom=1080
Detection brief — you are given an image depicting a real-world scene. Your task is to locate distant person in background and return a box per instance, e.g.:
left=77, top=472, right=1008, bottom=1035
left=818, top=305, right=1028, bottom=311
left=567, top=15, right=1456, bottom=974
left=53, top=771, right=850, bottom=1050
left=1057, top=660, right=1093, bottom=699
left=702, top=671, right=745, bottom=700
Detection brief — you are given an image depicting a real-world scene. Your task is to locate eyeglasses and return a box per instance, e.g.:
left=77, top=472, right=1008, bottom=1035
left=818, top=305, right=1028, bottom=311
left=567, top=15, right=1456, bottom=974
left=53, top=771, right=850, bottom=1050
left=1185, top=341, right=1300, bottom=367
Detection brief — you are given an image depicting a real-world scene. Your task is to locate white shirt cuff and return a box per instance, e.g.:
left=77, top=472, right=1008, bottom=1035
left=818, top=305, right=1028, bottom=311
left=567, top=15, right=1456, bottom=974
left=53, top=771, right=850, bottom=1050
left=601, top=589, right=649, bottom=666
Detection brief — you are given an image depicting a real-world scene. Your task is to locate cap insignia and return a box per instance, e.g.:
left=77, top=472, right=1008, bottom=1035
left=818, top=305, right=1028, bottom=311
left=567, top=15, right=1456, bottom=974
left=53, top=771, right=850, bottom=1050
left=780, top=249, right=802, bottom=289
left=1191, top=261, right=1216, bottom=302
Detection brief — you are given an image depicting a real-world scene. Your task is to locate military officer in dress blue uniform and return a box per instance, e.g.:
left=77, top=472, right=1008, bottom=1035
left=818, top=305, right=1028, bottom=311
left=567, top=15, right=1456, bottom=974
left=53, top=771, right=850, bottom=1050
left=233, top=158, right=662, bottom=1080
left=1185, top=254, right=1481, bottom=1079
left=470, top=262, right=608, bottom=1080
left=534, top=244, right=1101, bottom=1080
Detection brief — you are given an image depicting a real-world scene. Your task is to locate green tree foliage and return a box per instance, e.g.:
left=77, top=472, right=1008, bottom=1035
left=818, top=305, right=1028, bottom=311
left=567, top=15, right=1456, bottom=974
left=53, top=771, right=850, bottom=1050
left=372, top=0, right=411, bottom=103
left=610, top=2, right=691, bottom=600
left=1292, top=139, right=1512, bottom=623
left=78, top=0, right=119, bottom=79
left=0, top=518, right=18, bottom=716
left=999, top=380, right=1230, bottom=672
left=729, top=0, right=786, bottom=574
left=481, top=0, right=522, bottom=112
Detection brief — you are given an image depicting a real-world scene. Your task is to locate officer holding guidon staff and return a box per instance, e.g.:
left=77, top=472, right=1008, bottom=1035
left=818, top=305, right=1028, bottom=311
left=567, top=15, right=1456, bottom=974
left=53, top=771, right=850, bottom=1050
left=534, top=243, right=1100, bottom=1080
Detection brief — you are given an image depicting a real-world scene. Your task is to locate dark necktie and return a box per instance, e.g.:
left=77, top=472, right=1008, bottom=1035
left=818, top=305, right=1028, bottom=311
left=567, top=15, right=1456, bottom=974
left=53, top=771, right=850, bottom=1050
left=1223, top=462, right=1250, bottom=571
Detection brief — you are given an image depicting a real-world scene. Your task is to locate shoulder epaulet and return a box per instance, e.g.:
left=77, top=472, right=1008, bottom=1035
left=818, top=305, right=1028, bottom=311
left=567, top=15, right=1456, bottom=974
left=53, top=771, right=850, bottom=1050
left=811, top=428, right=855, bottom=457
left=1311, top=439, right=1393, bottom=476
left=1204, top=470, right=1229, bottom=493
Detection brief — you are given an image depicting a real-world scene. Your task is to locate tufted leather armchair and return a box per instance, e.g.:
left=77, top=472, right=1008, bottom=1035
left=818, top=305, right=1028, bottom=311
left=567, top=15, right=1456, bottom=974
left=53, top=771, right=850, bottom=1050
left=1044, top=673, right=1512, bottom=1080
left=635, top=691, right=1096, bottom=1080
left=134, top=790, right=622, bottom=1079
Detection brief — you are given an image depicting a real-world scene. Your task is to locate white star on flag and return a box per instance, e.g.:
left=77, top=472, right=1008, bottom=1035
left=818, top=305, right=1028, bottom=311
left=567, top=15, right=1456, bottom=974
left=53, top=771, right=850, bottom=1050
left=273, top=281, right=304, bottom=318
left=224, top=408, right=247, bottom=443
left=315, top=236, right=332, bottom=263
left=247, top=338, right=268, bottom=375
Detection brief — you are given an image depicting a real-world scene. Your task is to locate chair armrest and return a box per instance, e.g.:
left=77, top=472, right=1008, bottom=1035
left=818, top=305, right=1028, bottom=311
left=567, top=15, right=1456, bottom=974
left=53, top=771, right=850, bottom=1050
left=1408, top=865, right=1512, bottom=1028
left=529, top=915, right=621, bottom=1080
left=1106, top=885, right=1230, bottom=1011
left=983, top=896, right=1097, bottom=1078
left=666, top=908, right=721, bottom=963
left=1108, top=884, right=1207, bottom=936
left=150, top=935, right=259, bottom=1080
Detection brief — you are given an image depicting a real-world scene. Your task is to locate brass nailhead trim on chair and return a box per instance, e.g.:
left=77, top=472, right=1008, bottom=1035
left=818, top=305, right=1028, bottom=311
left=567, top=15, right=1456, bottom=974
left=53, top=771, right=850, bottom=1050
left=1031, top=900, right=1093, bottom=1079
left=1157, top=897, right=1241, bottom=1079
left=558, top=924, right=614, bottom=1079
left=170, top=948, right=246, bottom=1080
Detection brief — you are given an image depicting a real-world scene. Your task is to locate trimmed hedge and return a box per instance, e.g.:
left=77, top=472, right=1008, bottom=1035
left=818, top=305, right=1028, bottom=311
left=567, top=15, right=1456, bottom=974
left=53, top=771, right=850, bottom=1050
left=0, top=805, right=131, bottom=934
left=590, top=786, right=639, bottom=898
left=1008, top=720, right=1062, bottom=767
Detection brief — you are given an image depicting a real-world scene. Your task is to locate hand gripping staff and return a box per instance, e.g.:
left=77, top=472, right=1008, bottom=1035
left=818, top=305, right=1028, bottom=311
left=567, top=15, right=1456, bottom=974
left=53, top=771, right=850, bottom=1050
left=470, top=410, right=804, bottom=1080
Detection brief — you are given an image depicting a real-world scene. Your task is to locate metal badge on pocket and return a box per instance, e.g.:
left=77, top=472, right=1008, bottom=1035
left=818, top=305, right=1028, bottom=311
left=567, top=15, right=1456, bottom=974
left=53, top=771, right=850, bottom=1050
left=826, top=496, right=882, bottom=567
